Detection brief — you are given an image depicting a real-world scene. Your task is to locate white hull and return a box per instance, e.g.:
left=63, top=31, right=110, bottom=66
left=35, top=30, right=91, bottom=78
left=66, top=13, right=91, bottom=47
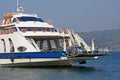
left=0, top=57, right=98, bottom=67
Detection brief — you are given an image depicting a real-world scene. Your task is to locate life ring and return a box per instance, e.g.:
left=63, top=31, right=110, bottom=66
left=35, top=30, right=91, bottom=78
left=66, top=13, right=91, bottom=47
left=32, top=28, right=37, bottom=32
left=50, top=29, right=54, bottom=32
left=58, top=29, right=62, bottom=33
left=64, top=29, right=68, bottom=34
left=21, top=29, right=27, bottom=33
left=42, top=28, right=46, bottom=32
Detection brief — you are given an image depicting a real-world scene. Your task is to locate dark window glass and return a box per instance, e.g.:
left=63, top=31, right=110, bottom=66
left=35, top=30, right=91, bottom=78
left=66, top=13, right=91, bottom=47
left=46, top=28, right=50, bottom=31
left=13, top=18, right=17, bottom=22
left=19, top=27, right=26, bottom=31
left=37, top=27, right=41, bottom=31
left=17, top=46, right=27, bottom=52
left=1, top=39, right=6, bottom=52
left=9, top=38, right=15, bottom=52
left=55, top=29, right=57, bottom=32
left=26, top=27, right=31, bottom=31
left=38, top=18, right=44, bottom=22
left=17, top=17, right=44, bottom=22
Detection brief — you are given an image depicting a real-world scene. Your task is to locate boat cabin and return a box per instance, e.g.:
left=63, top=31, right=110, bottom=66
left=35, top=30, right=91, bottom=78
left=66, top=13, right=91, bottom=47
left=0, top=12, right=71, bottom=53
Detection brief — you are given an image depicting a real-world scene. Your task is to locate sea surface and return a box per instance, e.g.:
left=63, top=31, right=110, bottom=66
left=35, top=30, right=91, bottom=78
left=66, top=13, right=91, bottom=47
left=0, top=51, right=119, bottom=80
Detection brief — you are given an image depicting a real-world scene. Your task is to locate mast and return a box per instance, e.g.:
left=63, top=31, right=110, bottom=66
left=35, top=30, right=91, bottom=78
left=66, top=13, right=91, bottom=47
left=16, top=0, right=24, bottom=13
left=17, top=0, right=19, bottom=12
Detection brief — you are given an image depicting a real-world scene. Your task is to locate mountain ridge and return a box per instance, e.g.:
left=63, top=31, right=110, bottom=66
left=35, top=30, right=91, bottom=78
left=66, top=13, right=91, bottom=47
left=77, top=29, right=120, bottom=51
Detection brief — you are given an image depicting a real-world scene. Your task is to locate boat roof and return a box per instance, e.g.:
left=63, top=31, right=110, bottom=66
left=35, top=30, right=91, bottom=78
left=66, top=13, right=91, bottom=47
left=13, top=13, right=37, bottom=18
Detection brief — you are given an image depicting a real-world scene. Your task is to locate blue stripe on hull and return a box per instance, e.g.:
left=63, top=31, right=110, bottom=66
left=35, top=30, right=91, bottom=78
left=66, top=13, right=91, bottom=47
left=0, top=51, right=67, bottom=59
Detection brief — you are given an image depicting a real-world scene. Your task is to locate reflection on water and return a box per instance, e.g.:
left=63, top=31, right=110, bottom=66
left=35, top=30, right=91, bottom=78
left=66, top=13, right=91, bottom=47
left=0, top=66, right=104, bottom=80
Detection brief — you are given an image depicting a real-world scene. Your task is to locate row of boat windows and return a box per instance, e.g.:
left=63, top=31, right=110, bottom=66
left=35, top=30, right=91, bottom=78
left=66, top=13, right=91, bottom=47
left=1, top=38, right=14, bottom=52
left=13, top=17, right=44, bottom=22
left=1, top=38, right=27, bottom=52
left=0, top=28, right=17, bottom=34
left=1, top=27, right=58, bottom=33
left=0, top=38, right=63, bottom=52
left=19, top=27, right=58, bottom=32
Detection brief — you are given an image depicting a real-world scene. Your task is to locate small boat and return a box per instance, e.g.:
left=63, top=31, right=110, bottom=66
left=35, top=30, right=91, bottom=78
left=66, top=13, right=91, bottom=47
left=0, top=1, right=106, bottom=67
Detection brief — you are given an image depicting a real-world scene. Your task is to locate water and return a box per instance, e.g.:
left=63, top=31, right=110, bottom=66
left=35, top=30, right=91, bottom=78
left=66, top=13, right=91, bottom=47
left=0, top=51, right=119, bottom=80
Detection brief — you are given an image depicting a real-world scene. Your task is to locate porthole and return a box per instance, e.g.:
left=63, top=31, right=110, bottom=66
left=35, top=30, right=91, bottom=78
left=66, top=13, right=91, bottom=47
left=17, top=46, right=27, bottom=52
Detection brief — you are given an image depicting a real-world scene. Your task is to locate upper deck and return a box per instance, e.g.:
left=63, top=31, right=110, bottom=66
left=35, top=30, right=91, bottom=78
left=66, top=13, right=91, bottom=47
left=0, top=11, right=69, bottom=38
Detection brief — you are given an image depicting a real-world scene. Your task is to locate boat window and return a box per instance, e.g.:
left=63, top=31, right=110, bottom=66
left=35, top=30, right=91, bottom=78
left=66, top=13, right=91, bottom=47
left=42, top=40, right=48, bottom=51
left=17, top=16, right=44, bottom=22
left=58, top=39, right=64, bottom=51
left=1, top=39, right=6, bottom=52
left=55, top=29, right=57, bottom=32
left=36, top=41, right=40, bottom=48
left=46, top=28, right=50, bottom=31
left=17, top=46, right=27, bottom=52
left=38, top=18, right=44, bottom=22
left=9, top=38, right=15, bottom=52
left=13, top=18, right=17, bottom=22
left=50, top=40, right=57, bottom=51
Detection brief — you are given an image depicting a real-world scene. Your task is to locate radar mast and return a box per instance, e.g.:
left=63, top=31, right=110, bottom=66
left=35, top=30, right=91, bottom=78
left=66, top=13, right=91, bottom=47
left=17, top=0, right=24, bottom=13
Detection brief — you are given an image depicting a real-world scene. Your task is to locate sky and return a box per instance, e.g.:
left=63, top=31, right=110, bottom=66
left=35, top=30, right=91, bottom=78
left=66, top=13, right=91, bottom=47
left=0, top=0, right=120, bottom=32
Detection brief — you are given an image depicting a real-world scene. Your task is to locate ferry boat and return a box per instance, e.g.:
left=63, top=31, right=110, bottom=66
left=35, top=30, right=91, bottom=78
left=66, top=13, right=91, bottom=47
left=0, top=1, right=106, bottom=67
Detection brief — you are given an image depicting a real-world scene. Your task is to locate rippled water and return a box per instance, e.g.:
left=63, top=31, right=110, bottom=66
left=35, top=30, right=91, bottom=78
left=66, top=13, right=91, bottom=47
left=0, top=51, right=119, bottom=80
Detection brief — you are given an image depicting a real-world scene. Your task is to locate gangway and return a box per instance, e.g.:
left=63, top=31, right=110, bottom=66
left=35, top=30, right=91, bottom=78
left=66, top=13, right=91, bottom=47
left=68, top=30, right=92, bottom=53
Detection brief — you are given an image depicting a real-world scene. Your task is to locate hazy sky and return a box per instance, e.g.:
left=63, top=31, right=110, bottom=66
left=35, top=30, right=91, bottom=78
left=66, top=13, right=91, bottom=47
left=0, top=0, right=120, bottom=32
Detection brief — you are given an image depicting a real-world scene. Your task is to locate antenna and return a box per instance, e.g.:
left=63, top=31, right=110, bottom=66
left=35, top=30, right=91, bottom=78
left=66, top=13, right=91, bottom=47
left=16, top=0, right=24, bottom=13
left=17, top=0, right=19, bottom=12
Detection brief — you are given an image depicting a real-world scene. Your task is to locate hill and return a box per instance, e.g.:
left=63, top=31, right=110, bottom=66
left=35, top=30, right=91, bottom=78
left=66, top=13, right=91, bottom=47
left=78, top=29, right=120, bottom=51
